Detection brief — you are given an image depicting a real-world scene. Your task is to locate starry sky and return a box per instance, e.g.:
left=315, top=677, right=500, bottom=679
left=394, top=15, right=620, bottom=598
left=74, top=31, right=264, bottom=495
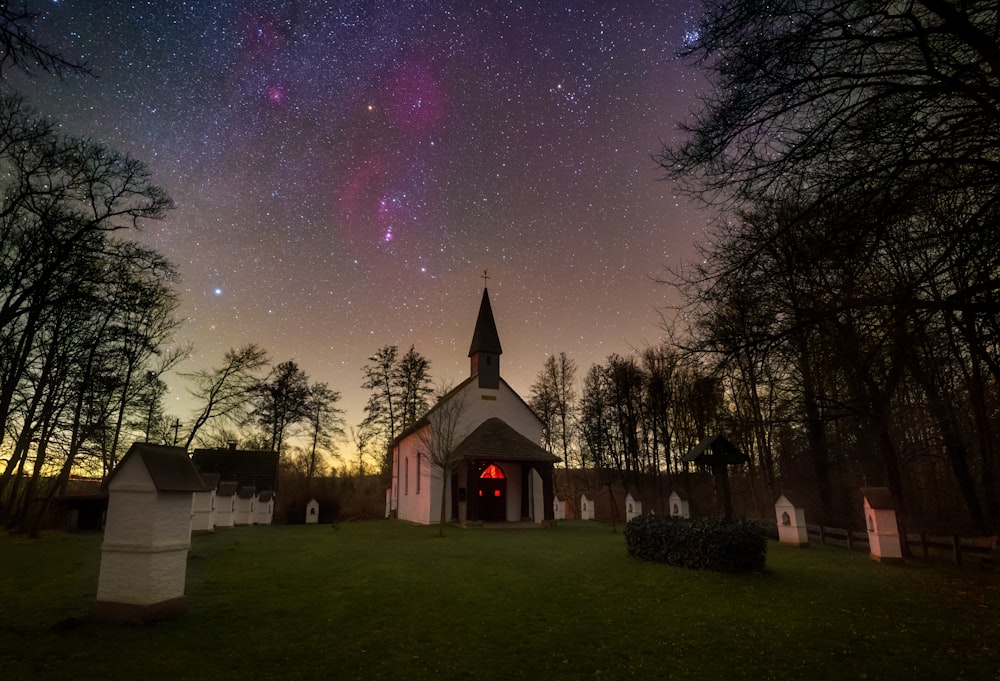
left=21, top=1, right=707, bottom=448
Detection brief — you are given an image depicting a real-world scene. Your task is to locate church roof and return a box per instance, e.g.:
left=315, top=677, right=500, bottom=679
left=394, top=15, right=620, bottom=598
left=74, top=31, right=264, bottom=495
left=683, top=434, right=750, bottom=466
left=468, top=288, right=502, bottom=357
left=191, top=448, right=279, bottom=492
left=389, top=376, right=545, bottom=448
left=106, top=443, right=207, bottom=493
left=454, top=417, right=560, bottom=464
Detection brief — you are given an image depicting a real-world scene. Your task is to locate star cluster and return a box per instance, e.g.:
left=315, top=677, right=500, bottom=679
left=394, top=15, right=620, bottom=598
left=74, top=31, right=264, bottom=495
left=24, top=0, right=705, bottom=430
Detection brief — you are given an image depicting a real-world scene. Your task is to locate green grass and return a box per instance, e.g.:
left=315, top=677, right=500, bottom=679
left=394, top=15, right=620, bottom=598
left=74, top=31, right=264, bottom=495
left=2, top=521, right=998, bottom=680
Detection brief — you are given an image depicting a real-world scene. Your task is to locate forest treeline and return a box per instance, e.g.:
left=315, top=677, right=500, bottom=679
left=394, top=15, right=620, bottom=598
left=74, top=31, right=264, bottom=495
left=2, top=3, right=999, bottom=538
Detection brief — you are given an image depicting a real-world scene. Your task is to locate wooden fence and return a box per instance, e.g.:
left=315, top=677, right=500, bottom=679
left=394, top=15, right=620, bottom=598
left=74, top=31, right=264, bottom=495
left=802, top=524, right=997, bottom=567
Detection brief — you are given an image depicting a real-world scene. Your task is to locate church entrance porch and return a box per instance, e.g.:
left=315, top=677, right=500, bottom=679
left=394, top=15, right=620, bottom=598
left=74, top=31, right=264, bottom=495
left=475, top=463, right=507, bottom=522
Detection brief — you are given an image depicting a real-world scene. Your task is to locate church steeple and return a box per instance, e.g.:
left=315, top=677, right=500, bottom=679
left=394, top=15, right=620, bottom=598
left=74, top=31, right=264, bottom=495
left=468, top=286, right=502, bottom=389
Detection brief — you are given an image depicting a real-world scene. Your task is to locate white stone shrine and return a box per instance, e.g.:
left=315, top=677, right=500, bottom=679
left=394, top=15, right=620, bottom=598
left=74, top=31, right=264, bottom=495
left=214, top=481, right=238, bottom=528
left=305, top=498, right=320, bottom=524
left=774, top=493, right=808, bottom=546
left=234, top=486, right=256, bottom=525
left=580, top=492, right=595, bottom=520
left=191, top=472, right=219, bottom=534
left=668, top=490, right=690, bottom=518
left=91, top=443, right=206, bottom=624
left=553, top=496, right=566, bottom=520
left=625, top=492, right=642, bottom=521
left=254, top=490, right=274, bottom=525
left=863, top=487, right=903, bottom=561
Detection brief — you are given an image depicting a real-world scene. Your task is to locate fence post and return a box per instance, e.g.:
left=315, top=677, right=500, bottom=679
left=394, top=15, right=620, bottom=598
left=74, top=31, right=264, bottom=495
left=846, top=528, right=853, bottom=549
left=819, top=526, right=826, bottom=544
left=952, top=534, right=962, bottom=566
left=919, top=532, right=928, bottom=559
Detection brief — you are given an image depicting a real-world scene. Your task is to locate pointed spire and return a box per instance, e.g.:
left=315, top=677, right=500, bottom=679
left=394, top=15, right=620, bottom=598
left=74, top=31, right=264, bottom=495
left=468, top=287, right=502, bottom=389
left=468, top=288, right=502, bottom=357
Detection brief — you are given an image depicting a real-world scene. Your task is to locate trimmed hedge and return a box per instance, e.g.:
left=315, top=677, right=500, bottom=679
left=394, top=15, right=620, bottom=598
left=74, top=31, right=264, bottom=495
left=624, top=515, right=767, bottom=573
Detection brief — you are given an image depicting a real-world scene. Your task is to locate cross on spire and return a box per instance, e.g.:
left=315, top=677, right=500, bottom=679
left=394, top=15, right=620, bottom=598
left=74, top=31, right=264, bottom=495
left=481, top=269, right=490, bottom=287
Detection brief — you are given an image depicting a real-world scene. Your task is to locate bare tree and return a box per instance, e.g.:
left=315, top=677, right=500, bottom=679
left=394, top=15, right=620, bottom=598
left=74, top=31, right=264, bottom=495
left=303, top=382, right=345, bottom=480
left=417, top=383, right=470, bottom=537
left=182, top=344, right=269, bottom=450
left=253, top=360, right=312, bottom=454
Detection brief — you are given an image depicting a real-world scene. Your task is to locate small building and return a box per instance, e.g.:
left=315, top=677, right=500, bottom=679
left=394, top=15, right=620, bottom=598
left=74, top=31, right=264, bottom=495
left=91, top=443, right=206, bottom=624
left=863, top=487, right=903, bottom=562
left=553, top=496, right=566, bottom=520
left=305, top=498, right=320, bottom=524
left=191, top=446, right=279, bottom=500
left=774, top=493, right=808, bottom=546
left=388, top=287, right=559, bottom=525
left=191, top=472, right=219, bottom=534
left=683, top=435, right=749, bottom=519
left=580, top=492, right=595, bottom=521
left=254, top=490, right=274, bottom=525
left=668, top=490, right=690, bottom=518
left=625, top=492, right=642, bottom=522
left=234, top=486, right=256, bottom=526
left=214, top=481, right=238, bottom=528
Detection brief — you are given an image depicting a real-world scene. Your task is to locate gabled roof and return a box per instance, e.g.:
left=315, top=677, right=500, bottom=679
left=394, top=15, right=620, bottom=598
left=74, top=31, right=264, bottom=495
left=217, top=481, right=239, bottom=496
left=106, top=443, right=207, bottom=493
left=862, top=487, right=896, bottom=510
left=468, top=288, right=502, bottom=356
left=683, top=435, right=750, bottom=466
left=191, top=448, right=279, bottom=492
left=775, top=491, right=802, bottom=506
left=198, top=472, right=220, bottom=491
left=390, top=376, right=544, bottom=448
left=453, top=417, right=560, bottom=464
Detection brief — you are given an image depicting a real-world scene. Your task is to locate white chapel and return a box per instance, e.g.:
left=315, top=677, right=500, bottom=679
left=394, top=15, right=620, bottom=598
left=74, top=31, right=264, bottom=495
left=387, top=287, right=559, bottom=524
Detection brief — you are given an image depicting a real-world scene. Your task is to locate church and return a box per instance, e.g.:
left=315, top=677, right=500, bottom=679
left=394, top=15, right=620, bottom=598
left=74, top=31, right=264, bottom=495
left=387, top=286, right=559, bottom=524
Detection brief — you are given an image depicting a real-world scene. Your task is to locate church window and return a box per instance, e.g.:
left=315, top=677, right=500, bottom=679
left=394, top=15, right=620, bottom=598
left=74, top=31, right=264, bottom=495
left=495, top=490, right=501, bottom=497
left=404, top=457, right=409, bottom=495
left=480, top=464, right=505, bottom=479
left=416, top=453, right=422, bottom=494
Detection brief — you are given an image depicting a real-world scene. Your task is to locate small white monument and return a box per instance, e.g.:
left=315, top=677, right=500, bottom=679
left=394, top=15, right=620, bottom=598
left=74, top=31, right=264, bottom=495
left=234, top=486, right=256, bottom=525
left=625, top=492, right=642, bottom=521
left=254, top=490, right=274, bottom=525
left=91, top=443, right=206, bottom=624
left=553, top=496, right=566, bottom=520
left=580, top=492, right=595, bottom=520
left=214, top=481, right=238, bottom=528
left=863, top=487, right=903, bottom=561
left=668, top=490, right=690, bottom=518
left=305, top=498, right=320, bottom=524
left=774, top=493, right=808, bottom=546
left=191, top=472, right=219, bottom=534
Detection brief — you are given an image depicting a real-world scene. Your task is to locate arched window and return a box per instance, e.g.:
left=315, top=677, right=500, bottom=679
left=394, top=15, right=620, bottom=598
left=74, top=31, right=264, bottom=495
left=781, top=511, right=791, bottom=526
left=480, top=464, right=505, bottom=479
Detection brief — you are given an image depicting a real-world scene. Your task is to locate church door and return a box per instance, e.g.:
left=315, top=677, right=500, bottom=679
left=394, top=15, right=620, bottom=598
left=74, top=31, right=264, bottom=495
left=477, top=463, right=507, bottom=522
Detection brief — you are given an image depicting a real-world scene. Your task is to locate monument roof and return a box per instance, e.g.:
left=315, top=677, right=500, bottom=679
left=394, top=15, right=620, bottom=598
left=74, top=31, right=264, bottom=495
left=454, top=417, right=559, bottom=464
left=106, top=443, right=207, bottom=493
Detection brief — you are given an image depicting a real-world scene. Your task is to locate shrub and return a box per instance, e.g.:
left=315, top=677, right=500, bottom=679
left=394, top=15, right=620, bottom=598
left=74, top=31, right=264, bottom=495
left=624, top=515, right=767, bottom=573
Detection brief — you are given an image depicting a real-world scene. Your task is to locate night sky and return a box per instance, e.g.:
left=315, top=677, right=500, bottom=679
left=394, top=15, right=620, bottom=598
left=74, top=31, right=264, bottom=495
left=21, top=1, right=706, bottom=446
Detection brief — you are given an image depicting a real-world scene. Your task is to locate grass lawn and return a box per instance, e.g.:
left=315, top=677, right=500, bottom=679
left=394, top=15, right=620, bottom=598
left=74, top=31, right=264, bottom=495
left=2, top=520, right=998, bottom=680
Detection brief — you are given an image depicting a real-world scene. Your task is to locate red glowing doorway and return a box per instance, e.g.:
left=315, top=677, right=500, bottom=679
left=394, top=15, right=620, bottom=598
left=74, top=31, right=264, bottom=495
left=477, top=463, right=507, bottom=521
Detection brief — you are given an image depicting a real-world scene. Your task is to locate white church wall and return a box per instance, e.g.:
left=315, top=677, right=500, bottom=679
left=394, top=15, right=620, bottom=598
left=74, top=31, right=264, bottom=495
left=452, top=379, right=544, bottom=446
left=504, top=462, right=522, bottom=522
left=530, top=467, right=545, bottom=523
left=395, top=425, right=435, bottom=525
